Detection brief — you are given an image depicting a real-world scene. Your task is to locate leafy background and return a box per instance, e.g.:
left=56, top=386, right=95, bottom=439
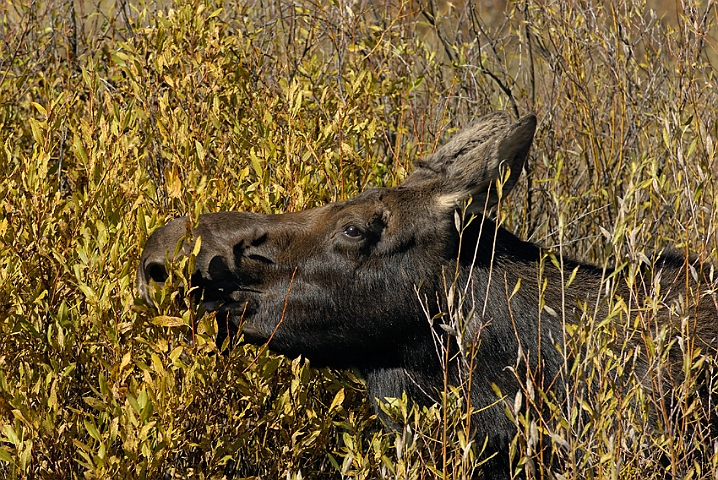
left=1, top=0, right=717, bottom=478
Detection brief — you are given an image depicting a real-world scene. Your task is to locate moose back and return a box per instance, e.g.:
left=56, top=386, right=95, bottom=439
left=137, top=111, right=718, bottom=478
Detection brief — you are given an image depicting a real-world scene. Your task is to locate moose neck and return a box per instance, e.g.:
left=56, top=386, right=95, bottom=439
left=361, top=214, right=603, bottom=422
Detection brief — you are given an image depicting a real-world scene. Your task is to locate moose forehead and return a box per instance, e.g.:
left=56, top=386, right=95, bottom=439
left=321, top=183, right=444, bottom=230
left=197, top=182, right=449, bottom=255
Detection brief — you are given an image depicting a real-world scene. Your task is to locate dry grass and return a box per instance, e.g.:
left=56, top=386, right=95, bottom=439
left=1, top=0, right=717, bottom=478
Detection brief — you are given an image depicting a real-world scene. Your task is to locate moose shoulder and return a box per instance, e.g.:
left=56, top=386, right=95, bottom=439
left=137, top=111, right=718, bottom=478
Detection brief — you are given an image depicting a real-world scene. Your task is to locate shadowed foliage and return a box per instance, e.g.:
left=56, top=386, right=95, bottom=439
left=2, top=0, right=718, bottom=478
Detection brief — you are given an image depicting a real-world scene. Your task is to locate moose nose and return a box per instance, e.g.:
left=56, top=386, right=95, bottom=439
left=137, top=211, right=274, bottom=307
left=147, top=263, right=169, bottom=284
left=137, top=261, right=170, bottom=306
left=136, top=216, right=194, bottom=306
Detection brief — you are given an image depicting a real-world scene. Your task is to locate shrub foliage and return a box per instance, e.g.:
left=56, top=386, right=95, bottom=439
left=1, top=0, right=717, bottom=478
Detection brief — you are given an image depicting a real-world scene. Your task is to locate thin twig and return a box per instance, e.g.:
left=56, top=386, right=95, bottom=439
left=242, top=267, right=298, bottom=374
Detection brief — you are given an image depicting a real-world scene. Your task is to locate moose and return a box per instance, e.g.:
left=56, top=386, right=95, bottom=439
left=137, top=111, right=717, bottom=478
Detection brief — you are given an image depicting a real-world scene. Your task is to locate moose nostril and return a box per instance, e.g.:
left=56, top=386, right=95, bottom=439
left=148, top=263, right=169, bottom=283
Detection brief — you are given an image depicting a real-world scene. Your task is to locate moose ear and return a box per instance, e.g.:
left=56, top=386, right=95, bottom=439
left=404, top=112, right=537, bottom=213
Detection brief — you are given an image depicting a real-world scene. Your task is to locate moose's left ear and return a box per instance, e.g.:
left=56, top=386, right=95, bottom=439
left=476, top=113, right=537, bottom=209
left=404, top=112, right=537, bottom=214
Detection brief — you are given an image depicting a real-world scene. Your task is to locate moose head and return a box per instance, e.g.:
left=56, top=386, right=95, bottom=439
left=137, top=111, right=717, bottom=478
left=138, top=111, right=537, bottom=369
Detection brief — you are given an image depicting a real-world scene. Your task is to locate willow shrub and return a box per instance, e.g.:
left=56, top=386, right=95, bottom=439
left=1, top=0, right=717, bottom=478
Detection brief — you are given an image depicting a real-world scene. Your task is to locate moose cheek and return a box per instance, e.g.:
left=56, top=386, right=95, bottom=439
left=235, top=300, right=284, bottom=342
left=239, top=322, right=270, bottom=345
left=214, top=304, right=269, bottom=345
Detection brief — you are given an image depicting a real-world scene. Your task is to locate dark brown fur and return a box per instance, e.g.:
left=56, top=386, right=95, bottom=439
left=137, top=112, right=718, bottom=478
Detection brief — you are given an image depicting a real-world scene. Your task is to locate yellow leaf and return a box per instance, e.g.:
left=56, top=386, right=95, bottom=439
left=151, top=316, right=185, bottom=327
left=31, top=102, right=47, bottom=117
left=119, top=352, right=132, bottom=371
left=329, top=388, right=345, bottom=412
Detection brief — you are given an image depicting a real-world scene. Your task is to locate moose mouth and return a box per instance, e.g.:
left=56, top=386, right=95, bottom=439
left=200, top=299, right=253, bottom=316
left=200, top=292, right=258, bottom=313
left=195, top=281, right=261, bottom=310
left=199, top=287, right=258, bottom=319
left=199, top=294, right=266, bottom=348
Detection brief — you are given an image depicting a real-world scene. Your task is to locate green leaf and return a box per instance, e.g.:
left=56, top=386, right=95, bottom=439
left=0, top=447, right=12, bottom=463
left=84, top=419, right=101, bottom=442
left=3, top=425, right=19, bottom=447
left=73, top=135, right=89, bottom=164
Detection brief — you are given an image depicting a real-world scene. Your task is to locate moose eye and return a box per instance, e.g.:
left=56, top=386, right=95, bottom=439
left=343, top=225, right=363, bottom=238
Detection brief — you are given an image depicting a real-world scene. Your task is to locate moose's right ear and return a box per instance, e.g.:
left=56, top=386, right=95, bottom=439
left=404, top=112, right=537, bottom=214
